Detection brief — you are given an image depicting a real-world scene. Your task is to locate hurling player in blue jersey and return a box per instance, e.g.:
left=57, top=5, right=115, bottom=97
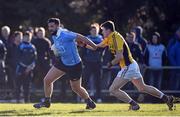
left=33, top=18, right=97, bottom=109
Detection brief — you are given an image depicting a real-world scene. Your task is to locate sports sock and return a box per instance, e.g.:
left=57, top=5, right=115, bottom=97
left=85, top=98, right=92, bottom=104
left=44, top=97, right=51, bottom=103
left=161, top=95, right=168, bottom=103
left=129, top=100, right=138, bottom=106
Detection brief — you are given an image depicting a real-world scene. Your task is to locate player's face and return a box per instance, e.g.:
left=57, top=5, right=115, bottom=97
left=48, top=22, right=58, bottom=35
left=101, top=27, right=111, bottom=38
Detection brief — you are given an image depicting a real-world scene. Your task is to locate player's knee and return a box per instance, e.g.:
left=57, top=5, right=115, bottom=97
left=137, top=86, right=146, bottom=92
left=43, top=77, right=52, bottom=85
left=109, top=86, right=116, bottom=95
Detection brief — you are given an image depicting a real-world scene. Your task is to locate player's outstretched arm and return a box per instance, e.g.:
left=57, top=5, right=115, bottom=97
left=84, top=41, right=107, bottom=50
left=97, top=42, right=107, bottom=48
left=76, top=34, right=97, bottom=50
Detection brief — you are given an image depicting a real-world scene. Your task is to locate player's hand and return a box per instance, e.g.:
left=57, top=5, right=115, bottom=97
left=76, top=40, right=87, bottom=47
left=107, top=62, right=113, bottom=68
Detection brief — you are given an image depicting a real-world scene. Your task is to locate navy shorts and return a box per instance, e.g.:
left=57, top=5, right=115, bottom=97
left=53, top=57, right=82, bottom=81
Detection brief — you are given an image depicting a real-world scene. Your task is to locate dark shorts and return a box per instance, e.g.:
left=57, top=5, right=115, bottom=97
left=53, top=57, right=82, bottom=81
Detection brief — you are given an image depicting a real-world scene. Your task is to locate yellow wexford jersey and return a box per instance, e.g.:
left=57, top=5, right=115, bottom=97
left=102, top=31, right=134, bottom=68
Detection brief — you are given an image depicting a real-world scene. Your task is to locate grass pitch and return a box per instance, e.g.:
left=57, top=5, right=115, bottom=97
left=0, top=103, right=180, bottom=116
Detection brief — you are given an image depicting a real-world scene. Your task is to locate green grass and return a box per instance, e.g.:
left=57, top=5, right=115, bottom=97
left=0, top=103, right=180, bottom=116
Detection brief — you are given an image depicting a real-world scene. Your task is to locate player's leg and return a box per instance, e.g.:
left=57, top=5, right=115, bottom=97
left=43, top=66, right=65, bottom=98
left=132, top=78, right=163, bottom=98
left=70, top=78, right=89, bottom=99
left=33, top=66, right=65, bottom=108
left=109, top=76, right=140, bottom=110
left=109, top=77, right=129, bottom=102
left=70, top=78, right=96, bottom=109
left=132, top=77, right=175, bottom=110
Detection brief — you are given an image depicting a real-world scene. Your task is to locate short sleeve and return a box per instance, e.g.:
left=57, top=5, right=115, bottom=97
left=65, top=31, right=78, bottom=41
left=101, top=38, right=109, bottom=46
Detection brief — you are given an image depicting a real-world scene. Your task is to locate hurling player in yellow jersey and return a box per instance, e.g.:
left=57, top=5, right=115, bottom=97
left=96, top=21, right=175, bottom=111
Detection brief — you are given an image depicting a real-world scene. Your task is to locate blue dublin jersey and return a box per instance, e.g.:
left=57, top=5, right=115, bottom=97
left=52, top=28, right=81, bottom=66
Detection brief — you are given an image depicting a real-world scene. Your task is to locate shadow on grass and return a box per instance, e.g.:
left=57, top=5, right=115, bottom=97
left=69, top=108, right=170, bottom=114
left=0, top=109, right=63, bottom=116
left=69, top=110, right=94, bottom=114
left=0, top=110, right=16, bottom=114
left=68, top=109, right=125, bottom=114
left=17, top=112, right=53, bottom=116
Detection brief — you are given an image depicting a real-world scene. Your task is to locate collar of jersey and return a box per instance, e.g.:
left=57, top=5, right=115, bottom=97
left=55, top=27, right=64, bottom=37
left=55, top=27, right=68, bottom=38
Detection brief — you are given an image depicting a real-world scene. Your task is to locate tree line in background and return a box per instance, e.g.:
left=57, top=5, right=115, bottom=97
left=0, top=0, right=179, bottom=44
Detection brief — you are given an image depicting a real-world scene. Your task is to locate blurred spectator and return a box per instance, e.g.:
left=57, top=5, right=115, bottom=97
left=0, top=26, right=14, bottom=96
left=0, top=39, right=7, bottom=88
left=126, top=32, right=143, bottom=64
left=0, top=39, right=7, bottom=64
left=168, top=28, right=180, bottom=66
left=0, top=26, right=11, bottom=47
left=168, top=29, right=180, bottom=90
left=144, top=32, right=166, bottom=89
left=167, top=27, right=180, bottom=61
left=133, top=26, right=147, bottom=51
left=31, top=27, right=51, bottom=88
left=82, top=23, right=103, bottom=102
left=28, top=26, right=37, bottom=40
left=8, top=31, right=23, bottom=95
left=15, top=31, right=37, bottom=103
